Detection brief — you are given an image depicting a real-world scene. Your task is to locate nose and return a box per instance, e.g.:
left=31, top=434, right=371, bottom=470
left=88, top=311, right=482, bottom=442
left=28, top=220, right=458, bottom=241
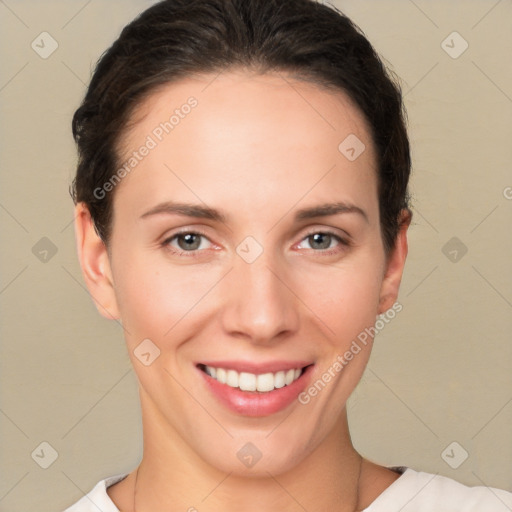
left=219, top=249, right=300, bottom=346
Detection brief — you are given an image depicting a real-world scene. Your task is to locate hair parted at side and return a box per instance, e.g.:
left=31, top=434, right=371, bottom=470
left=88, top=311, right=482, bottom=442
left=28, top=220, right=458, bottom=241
left=71, top=0, right=411, bottom=253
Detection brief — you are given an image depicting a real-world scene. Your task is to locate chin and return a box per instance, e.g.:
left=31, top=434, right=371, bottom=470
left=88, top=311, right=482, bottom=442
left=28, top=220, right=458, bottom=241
left=190, top=426, right=316, bottom=478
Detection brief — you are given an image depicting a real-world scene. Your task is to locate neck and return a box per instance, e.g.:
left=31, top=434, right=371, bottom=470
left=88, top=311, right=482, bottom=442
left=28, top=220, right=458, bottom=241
left=120, top=391, right=364, bottom=512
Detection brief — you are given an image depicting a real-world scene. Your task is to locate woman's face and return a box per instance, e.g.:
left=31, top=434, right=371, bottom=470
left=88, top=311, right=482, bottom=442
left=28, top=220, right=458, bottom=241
left=80, top=70, right=408, bottom=475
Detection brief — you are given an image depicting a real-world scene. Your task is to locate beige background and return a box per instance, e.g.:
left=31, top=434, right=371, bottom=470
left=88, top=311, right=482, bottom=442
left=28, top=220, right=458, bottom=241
left=1, top=1, right=511, bottom=510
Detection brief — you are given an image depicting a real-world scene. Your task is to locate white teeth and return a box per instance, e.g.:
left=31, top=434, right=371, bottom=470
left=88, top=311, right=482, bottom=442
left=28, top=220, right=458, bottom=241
left=216, top=367, right=226, bottom=384
left=226, top=369, right=239, bottom=388
left=239, top=372, right=256, bottom=391
left=204, top=365, right=304, bottom=392
left=256, top=372, right=275, bottom=392
left=205, top=366, right=217, bottom=378
left=285, top=369, right=295, bottom=385
left=274, top=371, right=285, bottom=389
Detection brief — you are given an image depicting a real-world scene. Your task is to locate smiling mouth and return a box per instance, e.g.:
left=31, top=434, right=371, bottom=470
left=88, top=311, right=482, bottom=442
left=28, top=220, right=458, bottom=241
left=197, top=364, right=310, bottom=393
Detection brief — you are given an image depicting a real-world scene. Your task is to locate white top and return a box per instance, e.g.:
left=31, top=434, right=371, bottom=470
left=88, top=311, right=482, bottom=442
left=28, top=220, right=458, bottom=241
left=63, top=467, right=512, bottom=511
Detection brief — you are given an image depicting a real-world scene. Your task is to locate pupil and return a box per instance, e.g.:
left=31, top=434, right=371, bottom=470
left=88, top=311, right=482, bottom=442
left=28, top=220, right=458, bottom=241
left=311, top=233, right=330, bottom=250
left=180, top=233, right=200, bottom=250
left=177, top=234, right=331, bottom=252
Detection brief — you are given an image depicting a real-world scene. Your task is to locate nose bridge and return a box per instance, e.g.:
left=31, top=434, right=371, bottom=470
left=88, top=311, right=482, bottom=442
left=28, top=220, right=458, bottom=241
left=220, top=244, right=299, bottom=343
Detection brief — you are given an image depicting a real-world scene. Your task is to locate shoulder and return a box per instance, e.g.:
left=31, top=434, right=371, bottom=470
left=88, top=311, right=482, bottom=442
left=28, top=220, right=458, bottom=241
left=62, top=474, right=128, bottom=512
left=364, top=467, right=512, bottom=512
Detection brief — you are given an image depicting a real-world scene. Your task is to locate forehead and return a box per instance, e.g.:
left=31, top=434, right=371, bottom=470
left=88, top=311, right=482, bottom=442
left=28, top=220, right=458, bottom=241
left=112, top=70, right=378, bottom=224
left=121, top=69, right=372, bottom=150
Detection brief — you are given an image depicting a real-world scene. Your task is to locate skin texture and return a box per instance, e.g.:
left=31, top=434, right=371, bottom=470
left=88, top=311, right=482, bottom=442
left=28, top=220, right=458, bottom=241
left=75, top=69, right=410, bottom=511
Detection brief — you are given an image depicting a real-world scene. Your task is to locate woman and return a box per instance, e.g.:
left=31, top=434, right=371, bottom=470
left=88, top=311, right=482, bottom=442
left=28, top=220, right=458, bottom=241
left=64, top=0, right=512, bottom=510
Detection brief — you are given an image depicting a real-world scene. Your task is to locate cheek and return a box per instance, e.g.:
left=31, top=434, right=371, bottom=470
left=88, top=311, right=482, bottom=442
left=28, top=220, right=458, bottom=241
left=294, top=254, right=384, bottom=344
left=112, top=241, right=385, bottom=353
left=112, top=252, right=225, bottom=350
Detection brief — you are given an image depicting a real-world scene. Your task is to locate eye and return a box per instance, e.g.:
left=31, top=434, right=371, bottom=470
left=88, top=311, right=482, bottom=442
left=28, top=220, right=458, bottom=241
left=163, top=231, right=213, bottom=256
left=296, top=230, right=349, bottom=255
left=162, top=229, right=350, bottom=258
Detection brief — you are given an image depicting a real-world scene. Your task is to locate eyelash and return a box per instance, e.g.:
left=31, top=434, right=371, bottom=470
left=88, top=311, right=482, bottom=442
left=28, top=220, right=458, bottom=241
left=161, top=228, right=350, bottom=258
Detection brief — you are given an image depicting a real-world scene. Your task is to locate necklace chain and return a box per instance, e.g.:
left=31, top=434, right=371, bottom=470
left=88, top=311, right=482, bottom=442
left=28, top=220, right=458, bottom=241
left=133, top=454, right=363, bottom=512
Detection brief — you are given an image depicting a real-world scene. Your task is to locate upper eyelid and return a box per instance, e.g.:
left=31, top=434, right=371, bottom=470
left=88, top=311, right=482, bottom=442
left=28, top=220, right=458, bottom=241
left=163, top=228, right=212, bottom=244
left=300, top=227, right=350, bottom=242
left=299, top=230, right=347, bottom=242
left=163, top=227, right=349, bottom=250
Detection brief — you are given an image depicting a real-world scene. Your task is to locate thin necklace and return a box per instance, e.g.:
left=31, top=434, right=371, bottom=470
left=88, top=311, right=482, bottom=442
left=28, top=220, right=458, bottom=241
left=133, top=454, right=363, bottom=512
left=354, top=453, right=363, bottom=511
left=133, top=465, right=139, bottom=512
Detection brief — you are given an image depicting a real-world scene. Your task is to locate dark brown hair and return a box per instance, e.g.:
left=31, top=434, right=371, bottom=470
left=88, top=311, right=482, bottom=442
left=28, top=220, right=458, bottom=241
left=71, top=0, right=411, bottom=252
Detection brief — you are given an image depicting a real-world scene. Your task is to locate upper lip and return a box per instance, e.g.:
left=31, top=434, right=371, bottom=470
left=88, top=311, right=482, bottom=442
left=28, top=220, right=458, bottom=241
left=197, top=360, right=314, bottom=374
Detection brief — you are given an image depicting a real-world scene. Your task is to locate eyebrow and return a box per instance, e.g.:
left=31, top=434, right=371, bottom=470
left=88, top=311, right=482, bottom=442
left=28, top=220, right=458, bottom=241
left=140, top=201, right=369, bottom=224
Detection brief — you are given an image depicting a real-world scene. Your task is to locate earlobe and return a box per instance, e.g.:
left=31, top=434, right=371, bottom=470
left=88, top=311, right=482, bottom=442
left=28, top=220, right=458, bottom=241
left=377, top=209, right=412, bottom=315
left=74, top=203, right=121, bottom=320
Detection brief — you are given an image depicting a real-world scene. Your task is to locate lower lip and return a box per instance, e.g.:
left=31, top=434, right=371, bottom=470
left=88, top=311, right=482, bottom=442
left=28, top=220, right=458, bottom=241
left=198, top=365, right=314, bottom=417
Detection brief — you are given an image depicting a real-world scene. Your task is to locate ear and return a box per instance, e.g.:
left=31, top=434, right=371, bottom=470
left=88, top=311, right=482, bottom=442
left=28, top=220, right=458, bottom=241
left=377, top=209, right=412, bottom=315
left=74, top=203, right=120, bottom=320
